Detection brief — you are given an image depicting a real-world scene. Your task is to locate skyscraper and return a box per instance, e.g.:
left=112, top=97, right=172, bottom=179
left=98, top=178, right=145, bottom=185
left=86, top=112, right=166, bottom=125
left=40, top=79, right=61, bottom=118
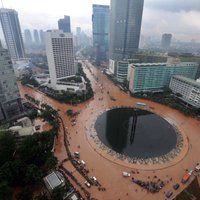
left=0, top=42, right=23, bottom=122
left=24, top=29, right=33, bottom=47
left=0, top=8, right=25, bottom=60
left=39, top=30, right=44, bottom=46
left=92, top=4, right=109, bottom=66
left=109, top=0, right=144, bottom=82
left=58, top=16, right=71, bottom=33
left=44, top=30, right=76, bottom=89
left=33, top=29, right=40, bottom=46
left=161, top=33, right=172, bottom=49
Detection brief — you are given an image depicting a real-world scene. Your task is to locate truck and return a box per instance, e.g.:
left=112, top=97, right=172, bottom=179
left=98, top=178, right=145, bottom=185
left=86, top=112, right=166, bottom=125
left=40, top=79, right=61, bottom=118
left=181, top=170, right=193, bottom=183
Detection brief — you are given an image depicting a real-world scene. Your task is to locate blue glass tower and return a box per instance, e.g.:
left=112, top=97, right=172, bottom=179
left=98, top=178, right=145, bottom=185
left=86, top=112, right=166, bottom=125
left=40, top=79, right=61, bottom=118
left=58, top=15, right=71, bottom=33
left=92, top=4, right=109, bottom=66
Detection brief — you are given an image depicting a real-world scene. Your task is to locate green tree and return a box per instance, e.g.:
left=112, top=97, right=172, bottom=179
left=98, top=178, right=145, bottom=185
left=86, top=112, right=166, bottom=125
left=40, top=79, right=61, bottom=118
left=0, top=131, right=16, bottom=166
left=0, top=181, right=12, bottom=200
left=45, top=153, right=58, bottom=170
left=16, top=186, right=32, bottom=200
left=52, top=187, right=65, bottom=200
left=24, top=164, right=42, bottom=185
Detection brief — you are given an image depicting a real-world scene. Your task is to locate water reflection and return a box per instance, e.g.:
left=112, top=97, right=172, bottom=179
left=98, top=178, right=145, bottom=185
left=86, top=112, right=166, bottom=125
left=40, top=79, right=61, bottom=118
left=95, top=108, right=177, bottom=158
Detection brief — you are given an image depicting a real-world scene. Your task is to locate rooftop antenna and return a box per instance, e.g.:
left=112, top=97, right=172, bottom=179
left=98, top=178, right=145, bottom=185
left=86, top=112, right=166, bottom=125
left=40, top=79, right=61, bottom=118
left=1, top=0, right=4, bottom=8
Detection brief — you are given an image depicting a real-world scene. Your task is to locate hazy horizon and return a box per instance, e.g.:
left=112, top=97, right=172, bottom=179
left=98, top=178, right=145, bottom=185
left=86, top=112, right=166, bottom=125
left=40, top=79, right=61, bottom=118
left=1, top=0, right=200, bottom=42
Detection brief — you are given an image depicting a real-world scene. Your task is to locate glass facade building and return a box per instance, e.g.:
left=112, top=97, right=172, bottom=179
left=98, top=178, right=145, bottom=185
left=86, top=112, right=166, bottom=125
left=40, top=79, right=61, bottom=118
left=109, top=0, right=144, bottom=61
left=129, top=62, right=199, bottom=93
left=92, top=4, right=109, bottom=66
left=58, top=16, right=71, bottom=33
left=0, top=8, right=25, bottom=60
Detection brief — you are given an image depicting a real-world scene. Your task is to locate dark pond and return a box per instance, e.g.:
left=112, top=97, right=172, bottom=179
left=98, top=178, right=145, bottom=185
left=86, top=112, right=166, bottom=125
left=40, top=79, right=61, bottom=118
left=95, top=107, right=177, bottom=158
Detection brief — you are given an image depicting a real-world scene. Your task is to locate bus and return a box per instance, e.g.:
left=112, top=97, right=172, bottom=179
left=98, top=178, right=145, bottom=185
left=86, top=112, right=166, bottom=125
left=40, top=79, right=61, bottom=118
left=136, top=102, right=146, bottom=107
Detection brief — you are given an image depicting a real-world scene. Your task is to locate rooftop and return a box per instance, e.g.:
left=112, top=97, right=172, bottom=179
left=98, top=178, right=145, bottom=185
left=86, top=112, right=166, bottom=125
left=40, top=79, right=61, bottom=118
left=172, top=75, right=200, bottom=88
left=44, top=171, right=64, bottom=191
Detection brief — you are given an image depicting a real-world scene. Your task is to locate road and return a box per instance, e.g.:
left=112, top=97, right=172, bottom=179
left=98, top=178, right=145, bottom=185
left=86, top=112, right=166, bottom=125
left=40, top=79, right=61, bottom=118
left=18, top=60, right=200, bottom=200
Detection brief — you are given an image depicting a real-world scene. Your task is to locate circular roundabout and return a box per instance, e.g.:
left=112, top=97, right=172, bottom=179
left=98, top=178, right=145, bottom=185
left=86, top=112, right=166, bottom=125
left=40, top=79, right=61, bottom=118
left=88, top=107, right=189, bottom=169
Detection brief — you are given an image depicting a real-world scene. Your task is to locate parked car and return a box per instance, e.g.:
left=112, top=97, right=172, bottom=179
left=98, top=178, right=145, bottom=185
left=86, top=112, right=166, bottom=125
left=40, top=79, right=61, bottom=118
left=166, top=191, right=173, bottom=198
left=74, top=152, right=80, bottom=158
left=173, top=183, right=180, bottom=190
left=122, top=172, right=130, bottom=177
left=84, top=181, right=91, bottom=188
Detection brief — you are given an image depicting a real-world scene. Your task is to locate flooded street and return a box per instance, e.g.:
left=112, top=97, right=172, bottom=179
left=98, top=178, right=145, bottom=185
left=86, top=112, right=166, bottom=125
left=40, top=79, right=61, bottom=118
left=18, top=62, right=200, bottom=200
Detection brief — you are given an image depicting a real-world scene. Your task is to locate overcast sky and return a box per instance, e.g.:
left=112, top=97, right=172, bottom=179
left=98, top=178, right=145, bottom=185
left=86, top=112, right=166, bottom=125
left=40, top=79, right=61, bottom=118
left=2, top=0, right=200, bottom=42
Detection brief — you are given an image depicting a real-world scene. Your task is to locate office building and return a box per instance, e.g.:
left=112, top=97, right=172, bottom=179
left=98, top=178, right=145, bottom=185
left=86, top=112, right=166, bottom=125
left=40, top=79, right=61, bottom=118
left=39, top=30, right=44, bottom=46
left=109, top=0, right=144, bottom=81
left=24, top=29, right=33, bottom=47
left=0, top=43, right=23, bottom=122
left=169, top=75, right=200, bottom=108
left=0, top=8, right=25, bottom=60
left=92, top=4, right=109, bottom=66
left=44, top=30, right=76, bottom=90
left=128, top=62, right=198, bottom=93
left=58, top=16, right=71, bottom=33
left=33, top=29, right=40, bottom=45
left=161, top=33, right=172, bottom=49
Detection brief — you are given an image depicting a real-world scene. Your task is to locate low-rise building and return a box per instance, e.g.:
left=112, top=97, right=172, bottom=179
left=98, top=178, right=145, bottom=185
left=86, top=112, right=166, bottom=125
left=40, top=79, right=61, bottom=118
left=128, top=62, right=198, bottom=93
left=43, top=171, right=65, bottom=193
left=169, top=75, right=200, bottom=108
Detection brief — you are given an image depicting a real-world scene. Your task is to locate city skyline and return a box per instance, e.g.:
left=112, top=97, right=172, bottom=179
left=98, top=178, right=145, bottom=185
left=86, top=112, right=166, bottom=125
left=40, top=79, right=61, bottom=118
left=1, top=0, right=200, bottom=42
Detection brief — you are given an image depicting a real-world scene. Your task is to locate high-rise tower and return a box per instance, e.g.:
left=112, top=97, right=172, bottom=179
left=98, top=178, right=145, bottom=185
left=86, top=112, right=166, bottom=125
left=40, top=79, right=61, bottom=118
left=161, top=33, right=172, bottom=49
left=0, top=8, right=25, bottom=60
left=44, top=30, right=76, bottom=89
left=24, top=29, right=33, bottom=47
left=0, top=42, right=23, bottom=122
left=92, top=4, right=109, bottom=66
left=33, top=29, right=40, bottom=46
left=58, top=16, right=71, bottom=33
left=109, top=0, right=144, bottom=82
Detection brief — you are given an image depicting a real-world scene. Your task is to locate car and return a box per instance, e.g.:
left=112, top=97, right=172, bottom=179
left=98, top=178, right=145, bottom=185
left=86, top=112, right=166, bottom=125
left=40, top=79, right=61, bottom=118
left=90, top=176, right=97, bottom=182
left=173, top=183, right=180, bottom=190
left=188, top=170, right=193, bottom=175
left=122, top=172, right=131, bottom=177
left=84, top=181, right=91, bottom=188
left=74, top=152, right=80, bottom=158
left=166, top=191, right=173, bottom=198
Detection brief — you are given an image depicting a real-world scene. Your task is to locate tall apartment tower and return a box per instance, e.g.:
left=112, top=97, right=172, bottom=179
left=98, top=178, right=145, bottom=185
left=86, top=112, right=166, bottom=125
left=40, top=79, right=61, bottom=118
left=44, top=30, right=76, bottom=89
left=109, top=0, right=144, bottom=60
left=0, top=43, right=23, bottom=122
left=39, top=30, right=44, bottom=46
left=33, top=29, right=40, bottom=45
left=92, top=4, right=109, bottom=66
left=161, top=33, right=172, bottom=49
left=58, top=16, right=71, bottom=33
left=0, top=8, right=25, bottom=60
left=24, top=29, right=33, bottom=47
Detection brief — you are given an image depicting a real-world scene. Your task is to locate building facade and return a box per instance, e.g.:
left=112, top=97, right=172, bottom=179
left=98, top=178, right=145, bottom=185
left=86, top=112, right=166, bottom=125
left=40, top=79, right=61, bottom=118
left=0, top=45, right=23, bottom=122
left=128, top=62, right=199, bottom=93
left=44, top=30, right=76, bottom=89
left=92, top=4, right=109, bottom=66
left=109, top=0, right=144, bottom=61
left=24, top=29, right=33, bottom=47
left=109, top=0, right=144, bottom=81
left=161, top=33, right=172, bottom=49
left=33, top=29, right=40, bottom=46
left=58, top=16, right=71, bottom=33
left=169, top=75, right=200, bottom=108
left=0, top=8, right=25, bottom=60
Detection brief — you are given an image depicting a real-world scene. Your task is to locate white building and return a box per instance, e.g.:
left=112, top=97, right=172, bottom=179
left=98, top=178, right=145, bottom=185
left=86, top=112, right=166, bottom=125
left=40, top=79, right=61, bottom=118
left=44, top=30, right=77, bottom=90
left=169, top=75, right=200, bottom=108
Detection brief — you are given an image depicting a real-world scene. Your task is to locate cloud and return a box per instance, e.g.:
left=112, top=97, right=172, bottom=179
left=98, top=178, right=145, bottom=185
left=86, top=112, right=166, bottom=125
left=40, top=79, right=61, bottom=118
left=145, top=0, right=200, bottom=12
